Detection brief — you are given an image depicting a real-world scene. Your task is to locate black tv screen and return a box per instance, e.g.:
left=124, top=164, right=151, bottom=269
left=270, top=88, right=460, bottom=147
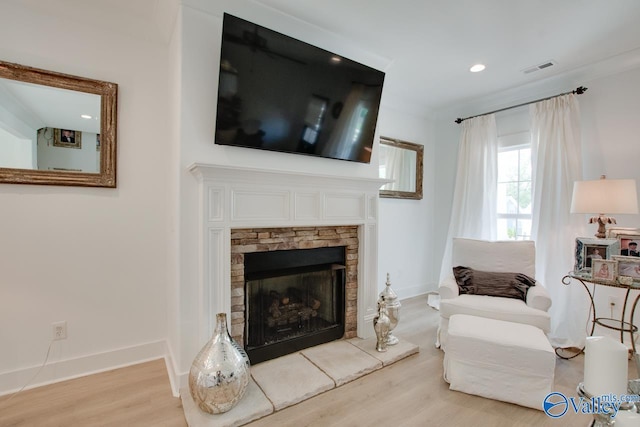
left=215, top=14, right=385, bottom=163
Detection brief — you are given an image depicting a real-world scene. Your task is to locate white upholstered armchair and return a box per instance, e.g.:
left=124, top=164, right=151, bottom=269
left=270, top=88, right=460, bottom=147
left=437, top=238, right=552, bottom=349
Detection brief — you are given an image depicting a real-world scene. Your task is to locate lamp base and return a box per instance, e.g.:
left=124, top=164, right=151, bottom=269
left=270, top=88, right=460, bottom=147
left=589, top=215, right=616, bottom=239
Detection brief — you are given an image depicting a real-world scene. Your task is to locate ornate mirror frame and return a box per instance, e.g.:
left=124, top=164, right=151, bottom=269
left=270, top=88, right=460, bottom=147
left=379, top=136, right=424, bottom=200
left=0, top=60, right=117, bottom=187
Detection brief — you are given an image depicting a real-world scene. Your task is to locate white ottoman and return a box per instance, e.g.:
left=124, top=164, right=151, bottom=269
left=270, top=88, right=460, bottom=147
left=443, top=314, right=555, bottom=410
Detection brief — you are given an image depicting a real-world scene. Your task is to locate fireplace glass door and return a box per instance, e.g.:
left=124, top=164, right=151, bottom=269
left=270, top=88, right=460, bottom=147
left=244, top=247, right=346, bottom=364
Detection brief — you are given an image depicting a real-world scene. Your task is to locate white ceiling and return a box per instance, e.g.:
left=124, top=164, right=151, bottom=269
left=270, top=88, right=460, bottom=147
left=7, top=0, right=640, bottom=119
left=253, top=0, right=640, bottom=115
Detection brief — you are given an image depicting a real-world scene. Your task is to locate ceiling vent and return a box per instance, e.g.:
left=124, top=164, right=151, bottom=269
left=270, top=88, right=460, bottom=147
left=522, top=60, right=556, bottom=74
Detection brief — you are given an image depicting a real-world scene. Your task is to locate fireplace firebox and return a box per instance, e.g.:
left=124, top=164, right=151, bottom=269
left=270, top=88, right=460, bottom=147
left=244, top=246, right=346, bottom=364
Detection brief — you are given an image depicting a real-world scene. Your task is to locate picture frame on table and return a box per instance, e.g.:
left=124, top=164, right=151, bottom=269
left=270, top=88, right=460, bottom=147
left=574, top=237, right=619, bottom=274
left=616, top=234, right=640, bottom=257
left=606, top=227, right=640, bottom=238
left=612, top=255, right=640, bottom=283
left=591, top=259, right=617, bottom=283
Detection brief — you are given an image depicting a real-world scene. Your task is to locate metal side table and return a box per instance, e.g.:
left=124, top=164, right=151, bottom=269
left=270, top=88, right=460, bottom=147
left=556, top=274, right=640, bottom=360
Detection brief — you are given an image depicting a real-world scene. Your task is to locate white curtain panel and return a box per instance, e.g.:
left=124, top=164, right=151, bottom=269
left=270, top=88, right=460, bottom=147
left=439, top=115, right=498, bottom=281
left=530, top=94, right=589, bottom=348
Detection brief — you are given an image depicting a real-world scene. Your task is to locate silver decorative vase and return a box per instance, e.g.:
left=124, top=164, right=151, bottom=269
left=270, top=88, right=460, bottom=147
left=189, top=313, right=250, bottom=414
left=379, top=273, right=401, bottom=345
left=373, top=298, right=391, bottom=352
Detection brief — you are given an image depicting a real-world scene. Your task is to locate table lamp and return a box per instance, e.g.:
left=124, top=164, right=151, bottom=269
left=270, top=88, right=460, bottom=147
left=570, top=175, right=638, bottom=238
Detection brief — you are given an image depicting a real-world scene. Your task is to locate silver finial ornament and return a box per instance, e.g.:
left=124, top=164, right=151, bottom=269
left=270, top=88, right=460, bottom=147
left=373, top=297, right=391, bottom=352
left=379, top=273, right=400, bottom=345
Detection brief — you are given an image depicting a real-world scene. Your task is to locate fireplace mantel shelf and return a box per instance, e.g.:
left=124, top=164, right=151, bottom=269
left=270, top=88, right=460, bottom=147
left=189, top=163, right=391, bottom=191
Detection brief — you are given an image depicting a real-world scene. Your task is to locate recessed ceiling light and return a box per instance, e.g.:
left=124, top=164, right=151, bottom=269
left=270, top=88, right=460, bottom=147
left=81, top=114, right=92, bottom=119
left=330, top=56, right=342, bottom=64
left=470, top=64, right=486, bottom=73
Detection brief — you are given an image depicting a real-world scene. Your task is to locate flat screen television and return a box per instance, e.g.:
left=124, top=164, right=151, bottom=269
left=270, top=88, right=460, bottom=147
left=215, top=13, right=385, bottom=163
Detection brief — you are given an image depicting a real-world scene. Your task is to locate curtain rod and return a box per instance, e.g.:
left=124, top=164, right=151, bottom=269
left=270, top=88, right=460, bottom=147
left=454, top=86, right=588, bottom=124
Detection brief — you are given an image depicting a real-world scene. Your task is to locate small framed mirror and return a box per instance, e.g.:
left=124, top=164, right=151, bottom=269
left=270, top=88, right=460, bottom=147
left=0, top=60, right=117, bottom=187
left=379, top=136, right=423, bottom=200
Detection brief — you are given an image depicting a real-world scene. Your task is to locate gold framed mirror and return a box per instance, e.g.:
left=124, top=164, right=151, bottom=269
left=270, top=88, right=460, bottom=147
left=0, top=60, right=117, bottom=187
left=379, top=136, right=423, bottom=200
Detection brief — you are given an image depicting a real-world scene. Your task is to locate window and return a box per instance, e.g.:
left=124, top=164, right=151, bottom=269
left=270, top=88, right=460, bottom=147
left=497, top=144, right=532, bottom=240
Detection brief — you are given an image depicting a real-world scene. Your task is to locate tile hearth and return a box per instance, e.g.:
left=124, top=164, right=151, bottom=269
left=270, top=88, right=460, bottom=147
left=181, top=336, right=419, bottom=427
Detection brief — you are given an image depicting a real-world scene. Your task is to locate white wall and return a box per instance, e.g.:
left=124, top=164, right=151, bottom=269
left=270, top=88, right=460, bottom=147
left=0, top=3, right=175, bottom=394
left=377, top=106, right=435, bottom=297
left=580, top=67, right=640, bottom=184
left=0, top=126, right=33, bottom=169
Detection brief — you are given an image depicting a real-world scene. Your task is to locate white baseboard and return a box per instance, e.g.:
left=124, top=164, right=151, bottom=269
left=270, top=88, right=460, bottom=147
left=0, top=340, right=166, bottom=397
left=164, top=344, right=188, bottom=397
left=178, top=372, right=190, bottom=395
left=395, top=284, right=432, bottom=300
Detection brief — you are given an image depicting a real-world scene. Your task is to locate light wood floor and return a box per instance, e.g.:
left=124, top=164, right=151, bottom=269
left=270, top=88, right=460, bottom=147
left=1, top=296, right=635, bottom=426
left=0, top=358, right=186, bottom=427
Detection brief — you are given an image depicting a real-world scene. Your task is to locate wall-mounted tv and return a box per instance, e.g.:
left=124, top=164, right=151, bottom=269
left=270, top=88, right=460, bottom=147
left=215, top=13, right=385, bottom=163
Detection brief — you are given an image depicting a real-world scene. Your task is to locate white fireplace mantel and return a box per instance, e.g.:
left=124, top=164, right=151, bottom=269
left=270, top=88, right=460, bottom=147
left=189, top=163, right=390, bottom=346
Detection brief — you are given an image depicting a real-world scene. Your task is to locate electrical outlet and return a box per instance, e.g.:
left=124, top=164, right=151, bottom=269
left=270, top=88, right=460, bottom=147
left=52, top=321, right=67, bottom=340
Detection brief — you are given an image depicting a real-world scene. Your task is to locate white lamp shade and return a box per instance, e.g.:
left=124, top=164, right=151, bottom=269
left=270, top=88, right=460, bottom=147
left=570, top=178, right=638, bottom=214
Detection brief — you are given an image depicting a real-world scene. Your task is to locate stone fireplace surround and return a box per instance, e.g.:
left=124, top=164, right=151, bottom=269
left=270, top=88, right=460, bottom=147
left=189, top=164, right=388, bottom=360
left=230, top=225, right=359, bottom=350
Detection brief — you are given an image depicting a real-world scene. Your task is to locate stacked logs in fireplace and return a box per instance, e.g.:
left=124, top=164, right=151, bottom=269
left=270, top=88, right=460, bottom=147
left=265, top=288, right=321, bottom=332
